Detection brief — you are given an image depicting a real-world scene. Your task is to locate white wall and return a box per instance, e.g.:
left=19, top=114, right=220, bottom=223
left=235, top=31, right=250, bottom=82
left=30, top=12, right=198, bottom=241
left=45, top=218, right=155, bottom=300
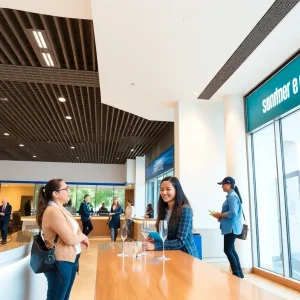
left=175, top=100, right=226, bottom=229
left=1, top=0, right=92, bottom=19
left=134, top=156, right=146, bottom=217
left=0, top=161, right=126, bottom=184
left=125, top=159, right=136, bottom=184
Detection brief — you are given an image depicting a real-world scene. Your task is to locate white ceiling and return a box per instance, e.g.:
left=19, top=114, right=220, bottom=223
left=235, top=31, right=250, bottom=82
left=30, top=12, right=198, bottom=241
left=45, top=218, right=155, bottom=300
left=0, top=0, right=92, bottom=19
left=91, top=0, right=277, bottom=121
left=214, top=2, right=300, bottom=100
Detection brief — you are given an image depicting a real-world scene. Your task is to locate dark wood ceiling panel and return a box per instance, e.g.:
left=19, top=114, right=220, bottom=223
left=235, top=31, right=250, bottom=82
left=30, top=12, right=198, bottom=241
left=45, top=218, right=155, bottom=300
left=0, top=8, right=172, bottom=164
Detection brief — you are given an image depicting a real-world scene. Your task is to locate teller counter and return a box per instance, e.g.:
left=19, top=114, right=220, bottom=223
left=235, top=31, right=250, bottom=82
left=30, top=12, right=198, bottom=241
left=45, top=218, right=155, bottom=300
left=21, top=215, right=126, bottom=237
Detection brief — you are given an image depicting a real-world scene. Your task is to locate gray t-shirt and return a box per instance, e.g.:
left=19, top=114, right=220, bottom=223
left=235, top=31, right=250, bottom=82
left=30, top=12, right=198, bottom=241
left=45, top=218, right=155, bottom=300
left=165, top=210, right=172, bottom=224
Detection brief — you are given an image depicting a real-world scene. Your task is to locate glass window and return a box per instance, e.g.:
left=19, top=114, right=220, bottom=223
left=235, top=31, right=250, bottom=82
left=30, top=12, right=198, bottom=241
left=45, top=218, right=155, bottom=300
left=253, top=124, right=283, bottom=275
left=281, top=110, right=300, bottom=281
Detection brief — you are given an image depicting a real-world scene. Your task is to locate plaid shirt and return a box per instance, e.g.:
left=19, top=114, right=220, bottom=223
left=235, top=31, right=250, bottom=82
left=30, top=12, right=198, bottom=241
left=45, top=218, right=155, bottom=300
left=154, top=206, right=199, bottom=258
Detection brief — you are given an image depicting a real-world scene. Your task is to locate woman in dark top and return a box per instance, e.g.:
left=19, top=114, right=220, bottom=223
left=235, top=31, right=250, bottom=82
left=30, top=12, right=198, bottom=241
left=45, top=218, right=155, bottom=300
left=108, top=197, right=123, bottom=242
left=144, top=204, right=154, bottom=219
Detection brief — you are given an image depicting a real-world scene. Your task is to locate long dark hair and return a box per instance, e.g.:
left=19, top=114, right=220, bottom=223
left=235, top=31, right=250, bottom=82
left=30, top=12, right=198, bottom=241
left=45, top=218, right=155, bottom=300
left=155, top=176, right=192, bottom=230
left=36, top=179, right=63, bottom=229
left=146, top=203, right=153, bottom=212
left=230, top=183, right=243, bottom=203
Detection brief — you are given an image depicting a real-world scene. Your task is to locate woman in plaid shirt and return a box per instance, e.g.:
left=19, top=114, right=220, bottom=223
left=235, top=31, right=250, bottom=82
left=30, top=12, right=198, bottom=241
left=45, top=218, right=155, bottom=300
left=144, top=176, right=199, bottom=258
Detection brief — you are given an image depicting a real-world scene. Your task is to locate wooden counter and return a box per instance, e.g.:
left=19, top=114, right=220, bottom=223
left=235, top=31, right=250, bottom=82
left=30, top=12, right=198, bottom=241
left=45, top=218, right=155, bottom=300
left=95, top=242, right=286, bottom=300
left=21, top=216, right=126, bottom=237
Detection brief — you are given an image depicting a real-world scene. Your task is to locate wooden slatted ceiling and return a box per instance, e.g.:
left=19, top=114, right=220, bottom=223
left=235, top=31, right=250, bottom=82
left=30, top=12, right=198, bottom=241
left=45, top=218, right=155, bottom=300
left=0, top=8, right=171, bottom=164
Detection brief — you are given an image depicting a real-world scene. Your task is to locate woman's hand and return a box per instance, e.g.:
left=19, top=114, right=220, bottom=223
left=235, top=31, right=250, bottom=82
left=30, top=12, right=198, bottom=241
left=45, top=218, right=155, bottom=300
left=218, top=217, right=221, bottom=222
left=212, top=212, right=222, bottom=219
left=144, top=242, right=155, bottom=251
left=109, top=212, right=115, bottom=216
left=81, top=238, right=89, bottom=249
left=146, top=236, right=154, bottom=242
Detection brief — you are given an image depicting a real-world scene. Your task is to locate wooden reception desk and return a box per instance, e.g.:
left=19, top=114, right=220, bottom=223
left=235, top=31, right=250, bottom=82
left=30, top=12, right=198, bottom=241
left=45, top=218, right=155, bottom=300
left=21, top=216, right=155, bottom=238
left=95, top=242, right=286, bottom=300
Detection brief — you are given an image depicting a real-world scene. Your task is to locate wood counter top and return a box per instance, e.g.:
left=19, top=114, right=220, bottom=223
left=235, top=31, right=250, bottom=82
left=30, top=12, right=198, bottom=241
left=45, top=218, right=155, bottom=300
left=95, top=242, right=285, bottom=300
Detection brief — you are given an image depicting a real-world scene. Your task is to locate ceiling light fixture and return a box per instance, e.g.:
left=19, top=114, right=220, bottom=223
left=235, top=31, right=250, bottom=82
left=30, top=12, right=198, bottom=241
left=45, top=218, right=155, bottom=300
left=33, top=155, right=37, bottom=158
left=47, top=53, right=54, bottom=66
left=19, top=144, right=24, bottom=147
left=58, top=97, right=66, bottom=102
left=42, top=53, right=50, bottom=66
left=71, top=146, right=75, bottom=149
left=131, top=149, right=134, bottom=152
left=193, top=92, right=198, bottom=95
left=33, top=31, right=47, bottom=49
left=117, top=157, right=119, bottom=160
left=129, top=185, right=132, bottom=187
left=4, top=133, right=9, bottom=136
left=76, top=157, right=79, bottom=159
left=66, top=116, right=72, bottom=120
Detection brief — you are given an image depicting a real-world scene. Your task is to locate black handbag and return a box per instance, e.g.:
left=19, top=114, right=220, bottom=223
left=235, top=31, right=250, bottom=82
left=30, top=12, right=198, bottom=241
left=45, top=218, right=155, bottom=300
left=30, top=232, right=58, bottom=274
left=237, top=209, right=249, bottom=240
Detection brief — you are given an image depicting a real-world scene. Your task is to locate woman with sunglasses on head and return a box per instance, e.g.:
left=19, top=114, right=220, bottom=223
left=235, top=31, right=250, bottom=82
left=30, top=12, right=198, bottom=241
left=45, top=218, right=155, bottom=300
left=36, top=179, right=89, bottom=300
left=108, top=197, right=123, bottom=242
left=144, top=176, right=199, bottom=258
left=212, top=176, right=244, bottom=278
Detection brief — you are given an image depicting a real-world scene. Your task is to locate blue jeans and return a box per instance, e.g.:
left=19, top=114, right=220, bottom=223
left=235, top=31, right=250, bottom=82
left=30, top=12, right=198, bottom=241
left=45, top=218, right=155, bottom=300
left=0, top=221, right=9, bottom=242
left=44, top=254, right=80, bottom=300
left=224, top=233, right=244, bottom=278
left=110, top=228, right=118, bottom=242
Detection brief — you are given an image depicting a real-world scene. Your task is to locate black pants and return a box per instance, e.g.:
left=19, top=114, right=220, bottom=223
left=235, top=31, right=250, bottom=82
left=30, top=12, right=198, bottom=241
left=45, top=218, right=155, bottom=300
left=82, top=219, right=93, bottom=236
left=0, top=220, right=8, bottom=242
left=224, top=232, right=244, bottom=278
left=126, top=219, right=133, bottom=239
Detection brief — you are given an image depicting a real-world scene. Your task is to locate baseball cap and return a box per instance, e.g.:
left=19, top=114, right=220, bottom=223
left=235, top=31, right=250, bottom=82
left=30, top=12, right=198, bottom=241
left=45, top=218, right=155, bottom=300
left=217, top=176, right=235, bottom=185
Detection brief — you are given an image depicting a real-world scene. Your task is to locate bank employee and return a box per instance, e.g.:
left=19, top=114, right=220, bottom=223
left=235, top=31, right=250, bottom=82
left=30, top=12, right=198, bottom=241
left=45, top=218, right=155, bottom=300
left=144, top=176, right=199, bottom=258
left=36, top=179, right=89, bottom=300
left=212, top=176, right=244, bottom=278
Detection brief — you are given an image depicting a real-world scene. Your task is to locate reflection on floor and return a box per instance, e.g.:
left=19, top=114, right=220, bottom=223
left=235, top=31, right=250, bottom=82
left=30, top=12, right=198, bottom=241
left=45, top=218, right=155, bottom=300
left=69, top=238, right=300, bottom=300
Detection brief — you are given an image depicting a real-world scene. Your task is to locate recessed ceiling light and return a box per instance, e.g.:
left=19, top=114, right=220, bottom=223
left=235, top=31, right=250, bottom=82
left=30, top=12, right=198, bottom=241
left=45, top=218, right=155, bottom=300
left=47, top=53, right=54, bottom=66
left=117, top=157, right=119, bottom=160
left=131, top=149, right=134, bottom=152
left=4, top=133, right=9, bottom=136
left=33, top=31, right=43, bottom=48
left=66, top=116, right=72, bottom=120
left=76, top=157, right=79, bottom=159
left=19, top=144, right=24, bottom=147
left=58, top=97, right=66, bottom=102
left=193, top=92, right=198, bottom=95
left=42, top=52, right=50, bottom=66
left=33, top=155, right=37, bottom=158
left=70, top=146, right=75, bottom=149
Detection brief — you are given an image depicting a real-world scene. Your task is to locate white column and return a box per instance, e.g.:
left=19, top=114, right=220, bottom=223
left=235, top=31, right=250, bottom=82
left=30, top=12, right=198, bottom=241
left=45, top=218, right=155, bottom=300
left=174, top=100, right=227, bottom=261
left=134, top=156, right=146, bottom=218
left=223, top=95, right=253, bottom=270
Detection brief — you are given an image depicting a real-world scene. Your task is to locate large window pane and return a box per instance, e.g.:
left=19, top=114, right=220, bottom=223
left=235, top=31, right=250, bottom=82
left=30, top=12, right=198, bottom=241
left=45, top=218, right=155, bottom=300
left=95, top=187, right=114, bottom=212
left=281, top=110, right=300, bottom=281
left=253, top=124, right=283, bottom=275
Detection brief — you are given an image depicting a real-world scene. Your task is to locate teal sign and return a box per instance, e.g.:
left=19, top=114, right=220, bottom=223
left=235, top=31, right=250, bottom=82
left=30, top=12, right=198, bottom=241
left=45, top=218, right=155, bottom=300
left=246, top=55, right=300, bottom=132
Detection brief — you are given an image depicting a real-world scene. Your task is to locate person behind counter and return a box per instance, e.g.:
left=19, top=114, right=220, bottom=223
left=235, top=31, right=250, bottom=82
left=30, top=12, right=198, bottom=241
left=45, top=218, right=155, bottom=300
left=212, top=176, right=244, bottom=278
left=144, top=203, right=154, bottom=219
left=144, top=176, right=199, bottom=258
left=97, top=202, right=109, bottom=215
left=36, top=179, right=89, bottom=300
left=108, top=197, right=123, bottom=242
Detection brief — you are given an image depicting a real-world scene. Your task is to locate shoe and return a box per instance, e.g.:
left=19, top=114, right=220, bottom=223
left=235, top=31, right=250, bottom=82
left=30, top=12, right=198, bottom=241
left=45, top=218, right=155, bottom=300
left=1, top=241, right=7, bottom=245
